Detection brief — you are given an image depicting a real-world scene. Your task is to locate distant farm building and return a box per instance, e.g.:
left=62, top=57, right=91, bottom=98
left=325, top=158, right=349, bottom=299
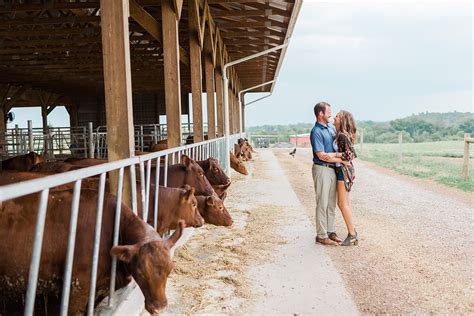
left=289, top=133, right=311, bottom=147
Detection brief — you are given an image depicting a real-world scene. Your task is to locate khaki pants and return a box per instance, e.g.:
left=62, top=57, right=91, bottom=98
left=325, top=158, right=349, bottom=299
left=312, top=164, right=337, bottom=239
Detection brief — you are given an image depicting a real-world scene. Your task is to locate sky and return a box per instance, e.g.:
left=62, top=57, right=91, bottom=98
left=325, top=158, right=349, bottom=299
left=7, top=0, right=473, bottom=129
left=245, top=0, right=473, bottom=126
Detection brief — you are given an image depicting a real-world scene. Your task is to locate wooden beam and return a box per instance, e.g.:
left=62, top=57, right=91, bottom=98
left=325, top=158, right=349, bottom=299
left=188, top=0, right=204, bottom=142
left=162, top=0, right=182, bottom=148
left=0, top=16, right=100, bottom=27
left=204, top=29, right=216, bottom=139
left=129, top=0, right=163, bottom=43
left=212, top=9, right=271, bottom=18
left=129, top=0, right=189, bottom=65
left=100, top=0, right=135, bottom=207
left=0, top=2, right=100, bottom=13
left=215, top=68, right=224, bottom=137
left=173, top=0, right=184, bottom=20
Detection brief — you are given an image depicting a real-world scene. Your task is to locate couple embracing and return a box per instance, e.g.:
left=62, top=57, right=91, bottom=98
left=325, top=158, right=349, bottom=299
left=310, top=101, right=358, bottom=247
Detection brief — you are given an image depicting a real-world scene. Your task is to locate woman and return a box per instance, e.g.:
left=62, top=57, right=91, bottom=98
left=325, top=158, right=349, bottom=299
left=321, top=111, right=358, bottom=246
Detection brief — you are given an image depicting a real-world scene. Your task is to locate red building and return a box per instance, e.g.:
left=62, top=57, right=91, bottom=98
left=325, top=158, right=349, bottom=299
left=289, top=134, right=311, bottom=147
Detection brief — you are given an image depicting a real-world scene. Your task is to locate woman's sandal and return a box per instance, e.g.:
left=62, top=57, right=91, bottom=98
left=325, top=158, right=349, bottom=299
left=341, top=230, right=359, bottom=246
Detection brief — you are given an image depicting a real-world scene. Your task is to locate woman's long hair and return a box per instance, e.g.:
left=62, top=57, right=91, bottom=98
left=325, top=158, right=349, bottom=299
left=337, top=111, right=357, bottom=144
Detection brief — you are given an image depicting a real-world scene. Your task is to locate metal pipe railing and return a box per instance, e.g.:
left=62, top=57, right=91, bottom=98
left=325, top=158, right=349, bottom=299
left=223, top=42, right=289, bottom=175
left=0, top=134, right=245, bottom=315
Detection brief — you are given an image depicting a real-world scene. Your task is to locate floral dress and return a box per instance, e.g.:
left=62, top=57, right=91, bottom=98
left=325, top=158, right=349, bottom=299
left=336, top=133, right=357, bottom=192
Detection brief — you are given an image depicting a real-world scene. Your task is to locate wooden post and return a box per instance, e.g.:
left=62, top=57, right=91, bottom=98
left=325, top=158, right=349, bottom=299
left=27, top=120, right=34, bottom=152
left=100, top=0, right=135, bottom=207
left=67, top=104, right=78, bottom=128
left=0, top=105, right=5, bottom=153
left=188, top=0, right=203, bottom=142
left=204, top=33, right=216, bottom=140
left=215, top=69, right=224, bottom=137
left=233, top=91, right=239, bottom=134
left=228, top=86, right=233, bottom=135
left=398, top=132, right=403, bottom=161
left=463, top=133, right=471, bottom=180
left=162, top=0, right=182, bottom=148
left=241, top=94, right=245, bottom=133
left=41, top=105, right=49, bottom=156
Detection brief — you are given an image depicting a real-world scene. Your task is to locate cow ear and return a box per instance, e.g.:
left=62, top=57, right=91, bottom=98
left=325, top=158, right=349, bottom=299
left=206, top=196, right=214, bottom=206
left=110, top=244, right=139, bottom=263
left=185, top=187, right=195, bottom=201
left=28, top=152, right=36, bottom=159
left=182, top=155, right=192, bottom=169
left=180, top=186, right=195, bottom=203
left=166, top=220, right=184, bottom=249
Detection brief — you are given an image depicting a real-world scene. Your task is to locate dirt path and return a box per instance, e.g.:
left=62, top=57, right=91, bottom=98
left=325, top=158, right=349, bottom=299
left=162, top=150, right=357, bottom=315
left=273, top=148, right=474, bottom=314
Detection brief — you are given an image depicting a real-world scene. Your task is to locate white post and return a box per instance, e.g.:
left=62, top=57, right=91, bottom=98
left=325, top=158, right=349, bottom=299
left=399, top=132, right=403, bottom=161
left=28, top=120, right=34, bottom=152
left=88, top=122, right=94, bottom=159
left=463, top=133, right=470, bottom=180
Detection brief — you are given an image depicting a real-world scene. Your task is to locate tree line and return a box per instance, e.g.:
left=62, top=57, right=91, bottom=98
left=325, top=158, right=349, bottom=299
left=247, top=112, right=474, bottom=143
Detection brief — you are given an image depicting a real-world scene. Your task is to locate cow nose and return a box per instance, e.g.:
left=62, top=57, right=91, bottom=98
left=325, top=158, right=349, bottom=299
left=226, top=179, right=231, bottom=185
left=145, top=301, right=167, bottom=315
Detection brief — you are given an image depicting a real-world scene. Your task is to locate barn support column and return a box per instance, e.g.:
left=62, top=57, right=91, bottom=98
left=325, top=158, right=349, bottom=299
left=0, top=106, right=5, bottom=153
left=188, top=0, right=203, bottom=142
left=162, top=0, right=182, bottom=148
left=241, top=94, right=245, bottom=133
left=100, top=0, right=135, bottom=207
left=228, top=85, right=234, bottom=135
left=204, top=32, right=216, bottom=139
left=234, top=90, right=239, bottom=135
left=215, top=68, right=224, bottom=137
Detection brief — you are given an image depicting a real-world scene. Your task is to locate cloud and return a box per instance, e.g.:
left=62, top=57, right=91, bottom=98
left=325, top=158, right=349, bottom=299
left=246, top=1, right=472, bottom=125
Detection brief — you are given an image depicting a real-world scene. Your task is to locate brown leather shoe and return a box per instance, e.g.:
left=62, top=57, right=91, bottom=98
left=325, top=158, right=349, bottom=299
left=315, top=236, right=339, bottom=246
left=328, top=232, right=342, bottom=243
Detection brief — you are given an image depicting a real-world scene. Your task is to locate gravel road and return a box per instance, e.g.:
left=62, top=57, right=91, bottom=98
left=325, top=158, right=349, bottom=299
left=273, top=148, right=474, bottom=314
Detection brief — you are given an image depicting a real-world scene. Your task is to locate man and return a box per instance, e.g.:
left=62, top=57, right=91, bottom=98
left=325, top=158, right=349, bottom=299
left=310, top=101, right=342, bottom=246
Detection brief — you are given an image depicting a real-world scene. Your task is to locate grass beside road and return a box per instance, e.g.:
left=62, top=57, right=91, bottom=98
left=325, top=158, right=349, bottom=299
left=356, top=141, right=474, bottom=192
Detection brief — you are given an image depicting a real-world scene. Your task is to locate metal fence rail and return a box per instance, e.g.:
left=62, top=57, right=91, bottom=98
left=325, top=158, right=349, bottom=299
left=0, top=133, right=243, bottom=315
left=1, top=122, right=212, bottom=160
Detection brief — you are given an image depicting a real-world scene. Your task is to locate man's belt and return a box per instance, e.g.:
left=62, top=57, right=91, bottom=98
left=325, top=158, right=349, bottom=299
left=314, top=162, right=336, bottom=170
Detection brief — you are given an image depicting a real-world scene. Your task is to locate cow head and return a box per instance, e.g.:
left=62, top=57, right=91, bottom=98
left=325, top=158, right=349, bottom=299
left=110, top=221, right=185, bottom=314
left=212, top=183, right=231, bottom=201
left=200, top=158, right=230, bottom=186
left=29, top=151, right=45, bottom=166
left=178, top=185, right=205, bottom=228
left=181, top=155, right=214, bottom=195
left=230, top=152, right=248, bottom=175
left=201, top=195, right=233, bottom=226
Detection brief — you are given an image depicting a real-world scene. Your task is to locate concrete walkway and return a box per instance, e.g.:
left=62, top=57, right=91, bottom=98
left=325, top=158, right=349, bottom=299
left=244, top=149, right=358, bottom=315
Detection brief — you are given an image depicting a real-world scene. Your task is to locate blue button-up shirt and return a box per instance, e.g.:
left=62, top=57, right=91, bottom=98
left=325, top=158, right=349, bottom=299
left=310, top=122, right=336, bottom=165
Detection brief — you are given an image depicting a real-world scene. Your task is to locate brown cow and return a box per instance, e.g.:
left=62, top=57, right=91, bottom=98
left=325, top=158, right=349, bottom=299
left=0, top=188, right=184, bottom=314
left=30, top=161, right=81, bottom=173
left=0, top=172, right=203, bottom=239
left=212, top=183, right=231, bottom=201
left=196, top=158, right=230, bottom=187
left=0, top=152, right=45, bottom=171
left=139, top=185, right=204, bottom=236
left=158, top=155, right=214, bottom=196
left=230, top=152, right=248, bottom=175
left=64, top=157, right=107, bottom=166
left=149, top=139, right=168, bottom=152
left=196, top=195, right=233, bottom=226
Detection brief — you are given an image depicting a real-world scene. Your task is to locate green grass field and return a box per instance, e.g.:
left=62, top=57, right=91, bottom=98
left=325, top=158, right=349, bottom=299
left=356, top=141, right=474, bottom=192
